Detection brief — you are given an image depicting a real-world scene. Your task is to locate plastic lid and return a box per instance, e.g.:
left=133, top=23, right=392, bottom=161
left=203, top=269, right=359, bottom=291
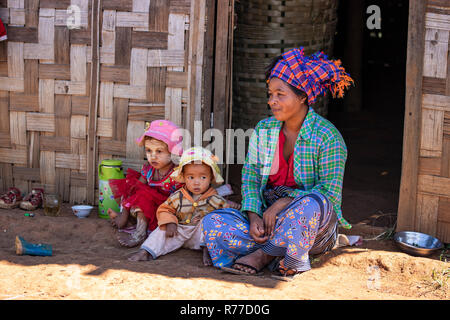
left=100, top=159, right=123, bottom=167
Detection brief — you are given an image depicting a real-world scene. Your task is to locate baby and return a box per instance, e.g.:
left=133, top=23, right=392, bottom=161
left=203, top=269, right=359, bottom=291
left=107, top=120, right=184, bottom=247
left=128, top=147, right=239, bottom=264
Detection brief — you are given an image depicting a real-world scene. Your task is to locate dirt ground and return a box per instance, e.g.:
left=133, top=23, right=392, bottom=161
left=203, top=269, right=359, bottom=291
left=0, top=203, right=448, bottom=301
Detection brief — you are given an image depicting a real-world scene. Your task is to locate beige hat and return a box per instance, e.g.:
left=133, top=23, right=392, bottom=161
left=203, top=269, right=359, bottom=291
left=170, top=147, right=224, bottom=184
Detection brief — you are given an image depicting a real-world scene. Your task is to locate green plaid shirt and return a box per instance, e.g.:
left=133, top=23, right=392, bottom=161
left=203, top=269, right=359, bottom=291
left=241, top=108, right=351, bottom=229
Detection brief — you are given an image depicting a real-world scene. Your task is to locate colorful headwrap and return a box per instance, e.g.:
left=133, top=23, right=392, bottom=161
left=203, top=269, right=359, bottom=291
left=268, top=47, right=354, bottom=105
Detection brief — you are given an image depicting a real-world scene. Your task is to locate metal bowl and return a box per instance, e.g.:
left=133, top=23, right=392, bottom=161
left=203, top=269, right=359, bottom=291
left=394, top=231, right=444, bottom=257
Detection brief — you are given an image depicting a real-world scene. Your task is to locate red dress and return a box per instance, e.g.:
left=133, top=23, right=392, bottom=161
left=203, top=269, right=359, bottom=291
left=109, top=165, right=183, bottom=231
left=0, top=18, right=7, bottom=42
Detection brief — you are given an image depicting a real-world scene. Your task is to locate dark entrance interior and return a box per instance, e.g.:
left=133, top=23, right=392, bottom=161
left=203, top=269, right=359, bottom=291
left=328, top=0, right=409, bottom=227
left=227, top=0, right=410, bottom=229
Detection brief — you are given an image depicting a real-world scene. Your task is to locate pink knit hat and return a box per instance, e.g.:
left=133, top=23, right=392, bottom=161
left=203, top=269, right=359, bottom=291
left=136, top=120, right=183, bottom=156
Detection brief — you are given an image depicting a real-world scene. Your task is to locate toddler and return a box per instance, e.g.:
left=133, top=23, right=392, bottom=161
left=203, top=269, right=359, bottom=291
left=107, top=120, right=184, bottom=247
left=128, top=147, right=239, bottom=264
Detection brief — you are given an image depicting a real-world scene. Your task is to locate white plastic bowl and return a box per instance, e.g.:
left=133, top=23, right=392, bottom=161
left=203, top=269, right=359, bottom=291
left=72, top=205, right=93, bottom=218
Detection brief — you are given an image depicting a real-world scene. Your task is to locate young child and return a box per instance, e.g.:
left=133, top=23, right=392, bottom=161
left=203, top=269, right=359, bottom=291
left=107, top=120, right=184, bottom=247
left=128, top=147, right=239, bottom=264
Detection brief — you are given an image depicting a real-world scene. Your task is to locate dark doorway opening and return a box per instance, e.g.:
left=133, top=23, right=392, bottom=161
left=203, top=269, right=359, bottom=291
left=328, top=0, right=410, bottom=227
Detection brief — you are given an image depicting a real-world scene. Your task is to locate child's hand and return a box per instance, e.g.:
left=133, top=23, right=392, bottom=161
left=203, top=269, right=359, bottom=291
left=191, top=215, right=202, bottom=224
left=225, top=200, right=241, bottom=210
left=165, top=223, right=178, bottom=238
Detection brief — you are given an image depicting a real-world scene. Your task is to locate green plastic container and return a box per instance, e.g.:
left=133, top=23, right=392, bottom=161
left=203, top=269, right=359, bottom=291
left=98, top=159, right=125, bottom=219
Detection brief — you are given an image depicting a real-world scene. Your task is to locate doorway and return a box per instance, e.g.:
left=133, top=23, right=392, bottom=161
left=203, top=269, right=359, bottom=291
left=328, top=0, right=410, bottom=227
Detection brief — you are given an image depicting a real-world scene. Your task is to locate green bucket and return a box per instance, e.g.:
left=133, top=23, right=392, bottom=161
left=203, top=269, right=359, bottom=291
left=98, top=159, right=125, bottom=219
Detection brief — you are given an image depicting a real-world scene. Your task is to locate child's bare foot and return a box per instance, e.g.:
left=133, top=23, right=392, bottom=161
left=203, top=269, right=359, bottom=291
left=202, top=247, right=212, bottom=266
left=128, top=249, right=151, bottom=261
left=107, top=208, right=129, bottom=229
left=107, top=208, right=119, bottom=219
left=117, top=232, right=145, bottom=248
left=117, top=215, right=148, bottom=247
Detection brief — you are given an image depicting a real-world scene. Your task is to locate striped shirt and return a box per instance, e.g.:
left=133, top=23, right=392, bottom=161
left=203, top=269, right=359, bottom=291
left=241, top=107, right=351, bottom=229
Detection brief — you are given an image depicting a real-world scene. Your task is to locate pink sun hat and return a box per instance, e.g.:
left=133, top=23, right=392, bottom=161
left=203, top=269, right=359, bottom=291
left=136, top=120, right=183, bottom=156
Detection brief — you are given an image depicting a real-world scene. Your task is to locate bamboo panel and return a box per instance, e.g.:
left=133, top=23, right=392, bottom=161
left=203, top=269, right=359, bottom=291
left=97, top=118, right=113, bottom=137
left=9, top=110, right=26, bottom=146
left=420, top=107, right=444, bottom=157
left=418, top=174, right=450, bottom=199
left=147, top=50, right=185, bottom=67
left=9, top=93, right=39, bottom=112
left=26, top=112, right=55, bottom=132
left=423, top=28, right=449, bottom=79
left=399, top=3, right=450, bottom=243
left=0, top=146, right=26, bottom=164
left=438, top=197, right=450, bottom=224
left=39, top=150, right=56, bottom=193
left=0, top=0, right=227, bottom=205
left=415, top=193, right=439, bottom=236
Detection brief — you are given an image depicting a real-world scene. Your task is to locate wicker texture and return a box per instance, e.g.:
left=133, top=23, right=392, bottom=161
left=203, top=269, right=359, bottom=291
left=232, top=0, right=338, bottom=130
left=0, top=0, right=200, bottom=204
left=414, top=2, right=450, bottom=242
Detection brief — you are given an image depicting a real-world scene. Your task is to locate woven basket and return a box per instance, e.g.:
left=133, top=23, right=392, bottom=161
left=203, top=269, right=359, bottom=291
left=232, top=0, right=338, bottom=130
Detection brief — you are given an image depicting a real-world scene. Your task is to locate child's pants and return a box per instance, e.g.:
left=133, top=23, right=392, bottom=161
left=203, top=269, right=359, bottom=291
left=140, top=222, right=204, bottom=259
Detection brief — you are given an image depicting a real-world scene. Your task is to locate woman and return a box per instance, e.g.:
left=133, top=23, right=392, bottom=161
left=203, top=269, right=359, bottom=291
left=202, top=47, right=354, bottom=280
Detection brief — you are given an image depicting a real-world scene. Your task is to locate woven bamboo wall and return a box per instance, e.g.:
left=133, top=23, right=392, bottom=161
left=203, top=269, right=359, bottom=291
left=232, top=0, right=338, bottom=130
left=399, top=0, right=450, bottom=243
left=416, top=3, right=450, bottom=242
left=0, top=0, right=209, bottom=204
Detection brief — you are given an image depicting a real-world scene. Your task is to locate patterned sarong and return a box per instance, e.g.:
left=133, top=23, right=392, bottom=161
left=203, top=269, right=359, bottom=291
left=202, top=190, right=338, bottom=272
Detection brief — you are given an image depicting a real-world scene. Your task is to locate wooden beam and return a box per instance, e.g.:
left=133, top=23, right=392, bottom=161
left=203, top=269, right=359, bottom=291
left=212, top=0, right=232, bottom=163
left=86, top=0, right=100, bottom=205
left=202, top=0, right=216, bottom=144
left=397, top=0, right=427, bottom=232
left=187, top=0, right=206, bottom=144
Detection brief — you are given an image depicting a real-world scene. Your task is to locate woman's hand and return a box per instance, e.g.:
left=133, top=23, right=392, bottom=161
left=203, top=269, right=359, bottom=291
left=165, top=223, right=178, bottom=238
left=247, top=211, right=268, bottom=244
left=263, top=198, right=293, bottom=238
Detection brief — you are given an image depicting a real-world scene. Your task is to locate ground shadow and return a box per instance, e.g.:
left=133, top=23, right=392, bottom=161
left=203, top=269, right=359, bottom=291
left=1, top=204, right=446, bottom=293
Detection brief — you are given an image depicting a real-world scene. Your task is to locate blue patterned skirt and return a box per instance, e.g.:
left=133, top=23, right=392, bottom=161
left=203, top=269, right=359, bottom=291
left=202, top=190, right=338, bottom=272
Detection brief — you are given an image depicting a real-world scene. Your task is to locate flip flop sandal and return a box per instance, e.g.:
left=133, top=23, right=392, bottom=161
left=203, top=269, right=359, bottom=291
left=0, top=187, right=22, bottom=209
left=270, top=270, right=302, bottom=282
left=221, top=263, right=265, bottom=277
left=270, top=258, right=303, bottom=281
left=19, top=188, right=44, bottom=211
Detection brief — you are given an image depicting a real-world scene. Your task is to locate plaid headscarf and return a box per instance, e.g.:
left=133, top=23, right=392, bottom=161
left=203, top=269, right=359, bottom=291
left=268, top=47, right=354, bottom=105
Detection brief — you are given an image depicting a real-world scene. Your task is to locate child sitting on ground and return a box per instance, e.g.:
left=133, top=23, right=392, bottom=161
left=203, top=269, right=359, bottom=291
left=107, top=120, right=184, bottom=247
left=128, top=147, right=240, bottom=265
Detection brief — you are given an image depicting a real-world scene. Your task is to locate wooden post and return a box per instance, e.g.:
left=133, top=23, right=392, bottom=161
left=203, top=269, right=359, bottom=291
left=397, top=0, right=427, bottom=232
left=187, top=0, right=206, bottom=146
left=225, top=0, right=235, bottom=184
left=86, top=0, right=100, bottom=205
left=213, top=0, right=233, bottom=171
left=202, top=0, right=217, bottom=143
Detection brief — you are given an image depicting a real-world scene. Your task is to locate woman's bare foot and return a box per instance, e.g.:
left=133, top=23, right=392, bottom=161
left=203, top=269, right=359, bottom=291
left=128, top=249, right=151, bottom=261
left=231, top=249, right=274, bottom=274
left=107, top=208, right=129, bottom=229
left=202, top=247, right=212, bottom=266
